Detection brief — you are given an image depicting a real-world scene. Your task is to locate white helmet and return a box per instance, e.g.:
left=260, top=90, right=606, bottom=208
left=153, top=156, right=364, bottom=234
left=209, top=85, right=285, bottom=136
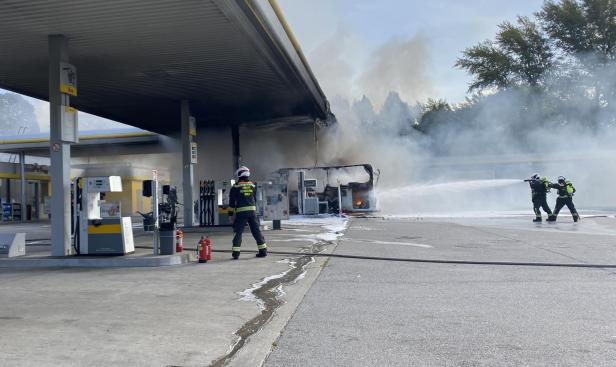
left=236, top=166, right=250, bottom=178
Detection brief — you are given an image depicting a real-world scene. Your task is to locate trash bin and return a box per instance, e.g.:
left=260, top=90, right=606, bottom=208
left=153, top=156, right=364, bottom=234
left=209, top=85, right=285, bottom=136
left=159, top=230, right=176, bottom=255
left=137, top=212, right=155, bottom=231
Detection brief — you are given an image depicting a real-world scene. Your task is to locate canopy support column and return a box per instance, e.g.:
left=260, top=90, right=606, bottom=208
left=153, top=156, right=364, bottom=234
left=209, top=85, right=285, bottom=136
left=181, top=100, right=196, bottom=227
left=19, top=152, right=26, bottom=222
left=49, top=35, right=73, bottom=256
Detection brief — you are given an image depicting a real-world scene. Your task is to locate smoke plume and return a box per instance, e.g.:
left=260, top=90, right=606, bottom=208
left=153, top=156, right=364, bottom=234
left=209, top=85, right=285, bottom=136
left=357, top=35, right=434, bottom=109
left=315, top=48, right=616, bottom=216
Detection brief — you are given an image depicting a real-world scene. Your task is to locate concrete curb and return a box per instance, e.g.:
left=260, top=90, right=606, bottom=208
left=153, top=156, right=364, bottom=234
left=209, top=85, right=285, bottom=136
left=0, top=253, right=194, bottom=268
left=229, top=229, right=346, bottom=366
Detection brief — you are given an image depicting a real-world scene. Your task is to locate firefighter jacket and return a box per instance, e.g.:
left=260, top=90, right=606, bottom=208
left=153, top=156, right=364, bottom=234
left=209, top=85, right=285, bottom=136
left=229, top=180, right=257, bottom=214
left=550, top=181, right=576, bottom=198
left=529, top=177, right=550, bottom=198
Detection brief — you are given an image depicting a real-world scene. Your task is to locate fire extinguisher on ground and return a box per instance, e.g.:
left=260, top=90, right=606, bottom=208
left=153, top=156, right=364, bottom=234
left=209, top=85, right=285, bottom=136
left=198, top=236, right=212, bottom=263
left=176, top=229, right=184, bottom=253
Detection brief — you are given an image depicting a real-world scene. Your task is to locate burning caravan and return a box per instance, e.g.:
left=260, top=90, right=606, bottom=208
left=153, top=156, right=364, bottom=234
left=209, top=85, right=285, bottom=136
left=269, top=164, right=379, bottom=215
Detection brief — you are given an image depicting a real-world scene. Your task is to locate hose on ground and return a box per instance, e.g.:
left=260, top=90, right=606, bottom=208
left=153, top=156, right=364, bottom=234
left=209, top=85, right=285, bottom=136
left=28, top=242, right=616, bottom=269
left=133, top=245, right=616, bottom=269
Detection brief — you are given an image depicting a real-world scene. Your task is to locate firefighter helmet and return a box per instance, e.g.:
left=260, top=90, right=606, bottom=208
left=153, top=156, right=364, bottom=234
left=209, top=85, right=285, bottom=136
left=236, top=166, right=250, bottom=178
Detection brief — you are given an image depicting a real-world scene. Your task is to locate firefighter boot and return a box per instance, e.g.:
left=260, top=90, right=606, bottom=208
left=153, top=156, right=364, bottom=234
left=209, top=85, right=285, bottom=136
left=573, top=213, right=580, bottom=222
left=546, top=214, right=557, bottom=222
left=533, top=217, right=542, bottom=223
left=232, top=246, right=241, bottom=260
left=256, top=244, right=267, bottom=258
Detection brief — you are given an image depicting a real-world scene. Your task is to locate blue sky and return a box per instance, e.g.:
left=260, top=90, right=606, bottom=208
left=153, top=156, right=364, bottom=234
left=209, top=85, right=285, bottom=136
left=278, top=0, right=543, bottom=106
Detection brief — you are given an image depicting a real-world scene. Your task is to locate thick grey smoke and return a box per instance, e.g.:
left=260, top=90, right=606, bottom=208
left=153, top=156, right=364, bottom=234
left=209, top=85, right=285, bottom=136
left=316, top=48, right=616, bottom=216
left=308, top=27, right=357, bottom=102
left=308, top=32, right=434, bottom=108
left=357, top=35, right=434, bottom=109
left=318, top=92, right=427, bottom=187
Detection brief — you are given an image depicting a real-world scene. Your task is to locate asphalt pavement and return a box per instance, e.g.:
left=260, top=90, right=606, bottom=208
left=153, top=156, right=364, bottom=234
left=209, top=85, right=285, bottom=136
left=0, top=218, right=345, bottom=367
left=264, top=216, right=616, bottom=367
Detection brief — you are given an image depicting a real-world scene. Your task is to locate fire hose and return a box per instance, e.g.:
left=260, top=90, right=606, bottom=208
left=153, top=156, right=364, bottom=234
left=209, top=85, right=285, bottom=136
left=26, top=241, right=616, bottom=269
left=144, top=245, right=616, bottom=269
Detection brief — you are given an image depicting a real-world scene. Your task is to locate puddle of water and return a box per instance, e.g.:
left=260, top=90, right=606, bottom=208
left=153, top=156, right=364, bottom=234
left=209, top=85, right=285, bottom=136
left=209, top=242, right=326, bottom=367
left=208, top=217, right=348, bottom=366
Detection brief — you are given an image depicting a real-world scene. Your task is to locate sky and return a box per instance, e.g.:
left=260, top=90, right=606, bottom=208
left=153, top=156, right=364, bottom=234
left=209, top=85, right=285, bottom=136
left=1, top=0, right=544, bottom=132
left=278, top=0, right=543, bottom=107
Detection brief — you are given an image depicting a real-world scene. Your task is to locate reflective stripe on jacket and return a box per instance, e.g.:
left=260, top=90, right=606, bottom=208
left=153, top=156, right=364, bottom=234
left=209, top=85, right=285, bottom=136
left=229, top=180, right=257, bottom=213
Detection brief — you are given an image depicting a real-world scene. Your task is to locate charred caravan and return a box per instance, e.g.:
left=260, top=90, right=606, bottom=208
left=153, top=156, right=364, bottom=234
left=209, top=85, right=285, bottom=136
left=273, top=164, right=379, bottom=215
left=196, top=164, right=378, bottom=227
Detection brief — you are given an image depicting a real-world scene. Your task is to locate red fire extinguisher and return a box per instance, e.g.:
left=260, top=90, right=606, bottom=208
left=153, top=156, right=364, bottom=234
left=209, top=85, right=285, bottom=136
left=176, top=229, right=184, bottom=253
left=198, top=236, right=212, bottom=263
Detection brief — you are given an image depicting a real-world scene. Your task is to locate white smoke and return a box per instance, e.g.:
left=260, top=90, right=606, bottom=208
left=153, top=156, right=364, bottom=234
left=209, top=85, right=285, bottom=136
left=312, top=38, right=616, bottom=216
left=357, top=35, right=434, bottom=109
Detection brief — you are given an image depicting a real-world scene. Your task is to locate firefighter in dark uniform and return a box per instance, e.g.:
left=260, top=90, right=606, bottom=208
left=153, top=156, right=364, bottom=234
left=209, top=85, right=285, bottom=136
left=229, top=166, right=267, bottom=259
left=547, top=176, right=579, bottom=222
left=526, top=173, right=552, bottom=222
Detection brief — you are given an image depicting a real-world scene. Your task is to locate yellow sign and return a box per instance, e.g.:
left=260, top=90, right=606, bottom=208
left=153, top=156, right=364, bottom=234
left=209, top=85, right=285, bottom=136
left=60, top=84, right=77, bottom=96
left=189, top=116, right=197, bottom=136
left=60, top=62, right=78, bottom=96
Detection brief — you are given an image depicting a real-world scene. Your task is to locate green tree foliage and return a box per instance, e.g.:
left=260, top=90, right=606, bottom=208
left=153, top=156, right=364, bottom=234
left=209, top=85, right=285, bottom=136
left=455, top=17, right=553, bottom=91
left=538, top=0, right=616, bottom=103
left=538, top=0, right=616, bottom=64
left=415, top=98, right=453, bottom=134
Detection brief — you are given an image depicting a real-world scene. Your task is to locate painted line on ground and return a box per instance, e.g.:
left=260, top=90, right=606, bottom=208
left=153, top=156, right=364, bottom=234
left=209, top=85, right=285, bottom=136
left=342, top=238, right=433, bottom=248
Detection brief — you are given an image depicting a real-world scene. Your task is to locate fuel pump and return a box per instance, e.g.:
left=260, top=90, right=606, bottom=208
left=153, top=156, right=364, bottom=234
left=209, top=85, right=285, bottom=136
left=73, top=176, right=135, bottom=255
left=158, top=185, right=178, bottom=231
left=199, top=180, right=234, bottom=226
left=157, top=185, right=179, bottom=255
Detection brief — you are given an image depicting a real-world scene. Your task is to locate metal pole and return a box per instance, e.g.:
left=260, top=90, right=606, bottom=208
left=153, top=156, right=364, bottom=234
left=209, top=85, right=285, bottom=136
left=34, top=181, right=39, bottom=220
left=19, top=152, right=26, bottom=222
left=337, top=180, right=343, bottom=216
left=298, top=171, right=305, bottom=215
left=313, top=120, right=318, bottom=167
left=49, top=35, right=73, bottom=256
left=5, top=178, right=10, bottom=203
left=181, top=100, right=195, bottom=227
left=231, top=125, right=241, bottom=171
left=152, top=172, right=159, bottom=255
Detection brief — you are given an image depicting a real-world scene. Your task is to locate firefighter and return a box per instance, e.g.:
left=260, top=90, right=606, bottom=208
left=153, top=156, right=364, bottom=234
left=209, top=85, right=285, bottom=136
left=526, top=173, right=552, bottom=222
left=229, top=166, right=267, bottom=259
left=547, top=176, right=579, bottom=222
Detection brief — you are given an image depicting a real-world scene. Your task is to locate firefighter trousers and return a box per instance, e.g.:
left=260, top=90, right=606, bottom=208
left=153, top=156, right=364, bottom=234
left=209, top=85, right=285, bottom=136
left=232, top=211, right=266, bottom=252
left=532, top=195, right=552, bottom=218
left=553, top=197, right=579, bottom=220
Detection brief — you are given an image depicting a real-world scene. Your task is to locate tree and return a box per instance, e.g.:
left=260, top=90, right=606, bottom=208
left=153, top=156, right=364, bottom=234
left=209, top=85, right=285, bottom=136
left=456, top=17, right=553, bottom=92
left=415, top=98, right=452, bottom=133
left=455, top=41, right=512, bottom=91
left=538, top=0, right=616, bottom=64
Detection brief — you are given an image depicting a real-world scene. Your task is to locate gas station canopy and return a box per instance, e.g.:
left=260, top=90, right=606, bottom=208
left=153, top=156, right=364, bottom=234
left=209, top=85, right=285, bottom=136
left=0, top=0, right=331, bottom=134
